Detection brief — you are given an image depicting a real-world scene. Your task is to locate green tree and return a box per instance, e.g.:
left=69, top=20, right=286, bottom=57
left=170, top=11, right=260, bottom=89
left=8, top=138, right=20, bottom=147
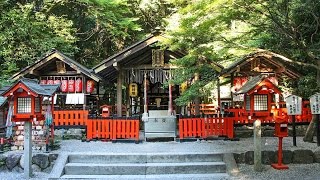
left=0, top=1, right=76, bottom=86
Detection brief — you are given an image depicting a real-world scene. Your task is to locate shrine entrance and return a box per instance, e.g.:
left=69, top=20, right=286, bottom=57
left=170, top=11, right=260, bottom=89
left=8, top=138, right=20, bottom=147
left=93, top=33, right=184, bottom=117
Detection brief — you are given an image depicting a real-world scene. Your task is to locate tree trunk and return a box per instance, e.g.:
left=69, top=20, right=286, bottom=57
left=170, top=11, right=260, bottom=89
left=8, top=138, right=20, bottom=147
left=303, top=115, right=316, bottom=142
left=303, top=60, right=320, bottom=142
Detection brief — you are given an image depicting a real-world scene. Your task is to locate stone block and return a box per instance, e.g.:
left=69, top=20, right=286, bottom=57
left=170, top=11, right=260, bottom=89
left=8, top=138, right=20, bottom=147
left=292, top=149, right=314, bottom=164
left=233, top=153, right=245, bottom=164
left=262, top=151, right=276, bottom=165
left=32, top=153, right=50, bottom=169
left=245, top=151, right=254, bottom=165
left=6, top=153, right=22, bottom=171
left=275, top=150, right=293, bottom=164
left=313, top=149, right=320, bottom=163
left=49, top=154, right=58, bottom=162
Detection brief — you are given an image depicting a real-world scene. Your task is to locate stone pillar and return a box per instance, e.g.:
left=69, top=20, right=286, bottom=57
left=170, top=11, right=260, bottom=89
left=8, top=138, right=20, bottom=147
left=254, top=119, right=262, bottom=172
left=24, top=121, right=32, bottom=178
left=117, top=70, right=122, bottom=117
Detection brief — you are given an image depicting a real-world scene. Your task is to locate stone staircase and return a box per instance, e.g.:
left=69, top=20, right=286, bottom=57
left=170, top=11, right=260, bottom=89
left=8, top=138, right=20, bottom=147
left=51, top=153, right=229, bottom=179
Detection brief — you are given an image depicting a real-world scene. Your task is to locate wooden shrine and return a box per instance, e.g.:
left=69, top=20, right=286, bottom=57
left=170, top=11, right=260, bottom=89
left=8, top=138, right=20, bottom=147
left=233, top=75, right=282, bottom=120
left=219, top=50, right=301, bottom=109
left=93, top=32, right=185, bottom=117
left=11, top=49, right=102, bottom=114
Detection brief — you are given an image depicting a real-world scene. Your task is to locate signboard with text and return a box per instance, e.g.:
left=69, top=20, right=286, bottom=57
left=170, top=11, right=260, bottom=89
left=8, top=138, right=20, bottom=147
left=310, top=93, right=320, bottom=114
left=285, top=95, right=302, bottom=115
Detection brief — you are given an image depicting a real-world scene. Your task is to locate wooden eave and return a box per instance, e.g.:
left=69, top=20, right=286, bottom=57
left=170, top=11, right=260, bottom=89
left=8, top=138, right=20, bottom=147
left=93, top=34, right=185, bottom=83
left=220, top=50, right=301, bottom=79
left=11, top=50, right=102, bottom=82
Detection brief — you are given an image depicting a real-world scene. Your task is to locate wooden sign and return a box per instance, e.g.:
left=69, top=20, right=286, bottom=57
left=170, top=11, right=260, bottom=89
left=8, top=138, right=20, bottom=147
left=152, top=49, right=164, bottom=67
left=310, top=93, right=320, bottom=114
left=285, top=95, right=302, bottom=115
left=129, top=83, right=138, bottom=97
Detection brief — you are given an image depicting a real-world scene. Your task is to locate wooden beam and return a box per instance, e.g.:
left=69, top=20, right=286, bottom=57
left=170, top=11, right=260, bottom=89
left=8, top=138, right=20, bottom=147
left=116, top=69, right=123, bottom=117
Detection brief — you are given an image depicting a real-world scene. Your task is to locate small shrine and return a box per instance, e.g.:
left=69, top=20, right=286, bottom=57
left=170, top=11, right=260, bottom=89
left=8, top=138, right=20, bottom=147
left=233, top=75, right=282, bottom=120
left=1, top=78, right=59, bottom=151
left=11, top=49, right=102, bottom=116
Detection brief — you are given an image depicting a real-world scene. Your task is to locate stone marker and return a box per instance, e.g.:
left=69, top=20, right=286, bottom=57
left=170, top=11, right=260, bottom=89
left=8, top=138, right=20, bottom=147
left=254, top=120, right=262, bottom=172
left=24, top=121, right=32, bottom=178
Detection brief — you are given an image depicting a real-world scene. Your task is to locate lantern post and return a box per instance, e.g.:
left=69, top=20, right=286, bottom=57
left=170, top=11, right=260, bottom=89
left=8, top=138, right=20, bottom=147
left=285, top=95, right=302, bottom=146
left=310, top=93, right=320, bottom=146
left=1, top=78, right=59, bottom=179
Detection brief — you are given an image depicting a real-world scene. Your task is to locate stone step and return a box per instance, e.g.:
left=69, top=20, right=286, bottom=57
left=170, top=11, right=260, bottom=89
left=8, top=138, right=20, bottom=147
left=60, top=173, right=229, bottom=180
left=68, top=153, right=223, bottom=164
left=64, top=162, right=226, bottom=175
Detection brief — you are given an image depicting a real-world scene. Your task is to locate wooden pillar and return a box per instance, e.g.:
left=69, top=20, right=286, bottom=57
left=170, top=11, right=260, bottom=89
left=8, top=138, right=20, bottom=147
left=117, top=70, right=123, bottom=117
left=143, top=72, right=148, bottom=114
left=168, top=83, right=173, bottom=115
left=217, top=77, right=221, bottom=114
left=194, top=73, right=200, bottom=116
left=230, top=74, right=234, bottom=107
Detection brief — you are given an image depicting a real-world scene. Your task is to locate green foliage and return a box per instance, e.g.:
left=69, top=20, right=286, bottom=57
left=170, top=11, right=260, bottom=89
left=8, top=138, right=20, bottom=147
left=0, top=1, right=76, bottom=86
left=164, top=0, right=320, bottom=104
left=295, top=74, right=320, bottom=99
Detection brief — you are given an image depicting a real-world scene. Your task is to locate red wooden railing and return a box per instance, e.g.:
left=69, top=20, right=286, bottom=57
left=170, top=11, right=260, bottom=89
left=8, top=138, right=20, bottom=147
left=86, top=118, right=139, bottom=141
left=179, top=117, right=206, bottom=139
left=179, top=116, right=234, bottom=139
left=53, top=110, right=88, bottom=126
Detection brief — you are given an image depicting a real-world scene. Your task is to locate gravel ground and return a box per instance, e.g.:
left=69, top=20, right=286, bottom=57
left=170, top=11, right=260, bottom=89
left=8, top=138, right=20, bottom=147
left=1, top=136, right=320, bottom=180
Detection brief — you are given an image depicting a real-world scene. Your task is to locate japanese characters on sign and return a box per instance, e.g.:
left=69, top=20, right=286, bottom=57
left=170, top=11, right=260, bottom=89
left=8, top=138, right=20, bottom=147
left=310, top=93, right=320, bottom=114
left=285, top=95, right=302, bottom=115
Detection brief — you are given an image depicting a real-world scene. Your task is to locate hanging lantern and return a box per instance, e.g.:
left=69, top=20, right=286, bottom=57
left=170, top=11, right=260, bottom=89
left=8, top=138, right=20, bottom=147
left=68, top=78, right=75, bottom=92
left=61, top=78, right=68, bottom=92
left=40, top=79, right=47, bottom=85
left=75, top=77, right=83, bottom=93
left=47, top=78, right=54, bottom=85
left=54, top=78, right=61, bottom=85
left=179, top=82, right=188, bottom=94
left=129, top=83, right=138, bottom=97
left=86, top=80, right=94, bottom=93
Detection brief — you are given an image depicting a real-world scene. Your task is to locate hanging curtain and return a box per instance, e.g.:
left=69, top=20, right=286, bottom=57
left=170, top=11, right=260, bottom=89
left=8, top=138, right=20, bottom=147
left=5, top=101, right=14, bottom=138
left=45, top=105, right=53, bottom=126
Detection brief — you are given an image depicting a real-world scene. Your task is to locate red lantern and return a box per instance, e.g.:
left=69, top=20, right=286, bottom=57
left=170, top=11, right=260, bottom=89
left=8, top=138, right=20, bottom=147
left=75, top=78, right=82, bottom=93
left=40, top=79, right=47, bottom=85
left=54, top=78, right=61, bottom=85
left=47, top=79, right=54, bottom=85
left=68, top=79, right=75, bottom=92
left=61, top=79, right=68, bottom=92
left=86, top=80, right=94, bottom=93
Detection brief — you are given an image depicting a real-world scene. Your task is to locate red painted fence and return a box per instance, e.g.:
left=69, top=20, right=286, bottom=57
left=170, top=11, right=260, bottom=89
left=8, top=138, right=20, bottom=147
left=53, top=110, right=88, bottom=126
left=86, top=118, right=139, bottom=142
left=179, top=116, right=234, bottom=139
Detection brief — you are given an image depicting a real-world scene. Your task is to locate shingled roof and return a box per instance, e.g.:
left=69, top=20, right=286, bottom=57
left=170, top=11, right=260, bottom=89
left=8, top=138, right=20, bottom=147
left=11, top=49, right=101, bottom=82
left=1, top=78, right=59, bottom=97
left=220, top=50, right=301, bottom=79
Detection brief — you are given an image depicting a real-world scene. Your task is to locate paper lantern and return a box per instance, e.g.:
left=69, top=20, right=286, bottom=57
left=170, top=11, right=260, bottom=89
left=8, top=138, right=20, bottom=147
left=61, top=79, right=68, bottom=92
left=40, top=79, right=47, bottom=85
left=54, top=79, right=61, bottom=85
left=75, top=78, right=82, bottom=93
left=129, top=83, right=138, bottom=97
left=86, top=80, right=94, bottom=93
left=47, top=79, right=54, bottom=85
left=179, top=82, right=188, bottom=94
left=68, top=79, right=75, bottom=92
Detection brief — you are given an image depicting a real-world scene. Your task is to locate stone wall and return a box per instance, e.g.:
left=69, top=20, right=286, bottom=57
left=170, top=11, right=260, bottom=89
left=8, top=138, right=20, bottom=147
left=11, top=121, right=52, bottom=152
left=235, top=125, right=309, bottom=138
left=234, top=149, right=320, bottom=164
left=0, top=153, right=57, bottom=172
left=54, top=128, right=85, bottom=140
